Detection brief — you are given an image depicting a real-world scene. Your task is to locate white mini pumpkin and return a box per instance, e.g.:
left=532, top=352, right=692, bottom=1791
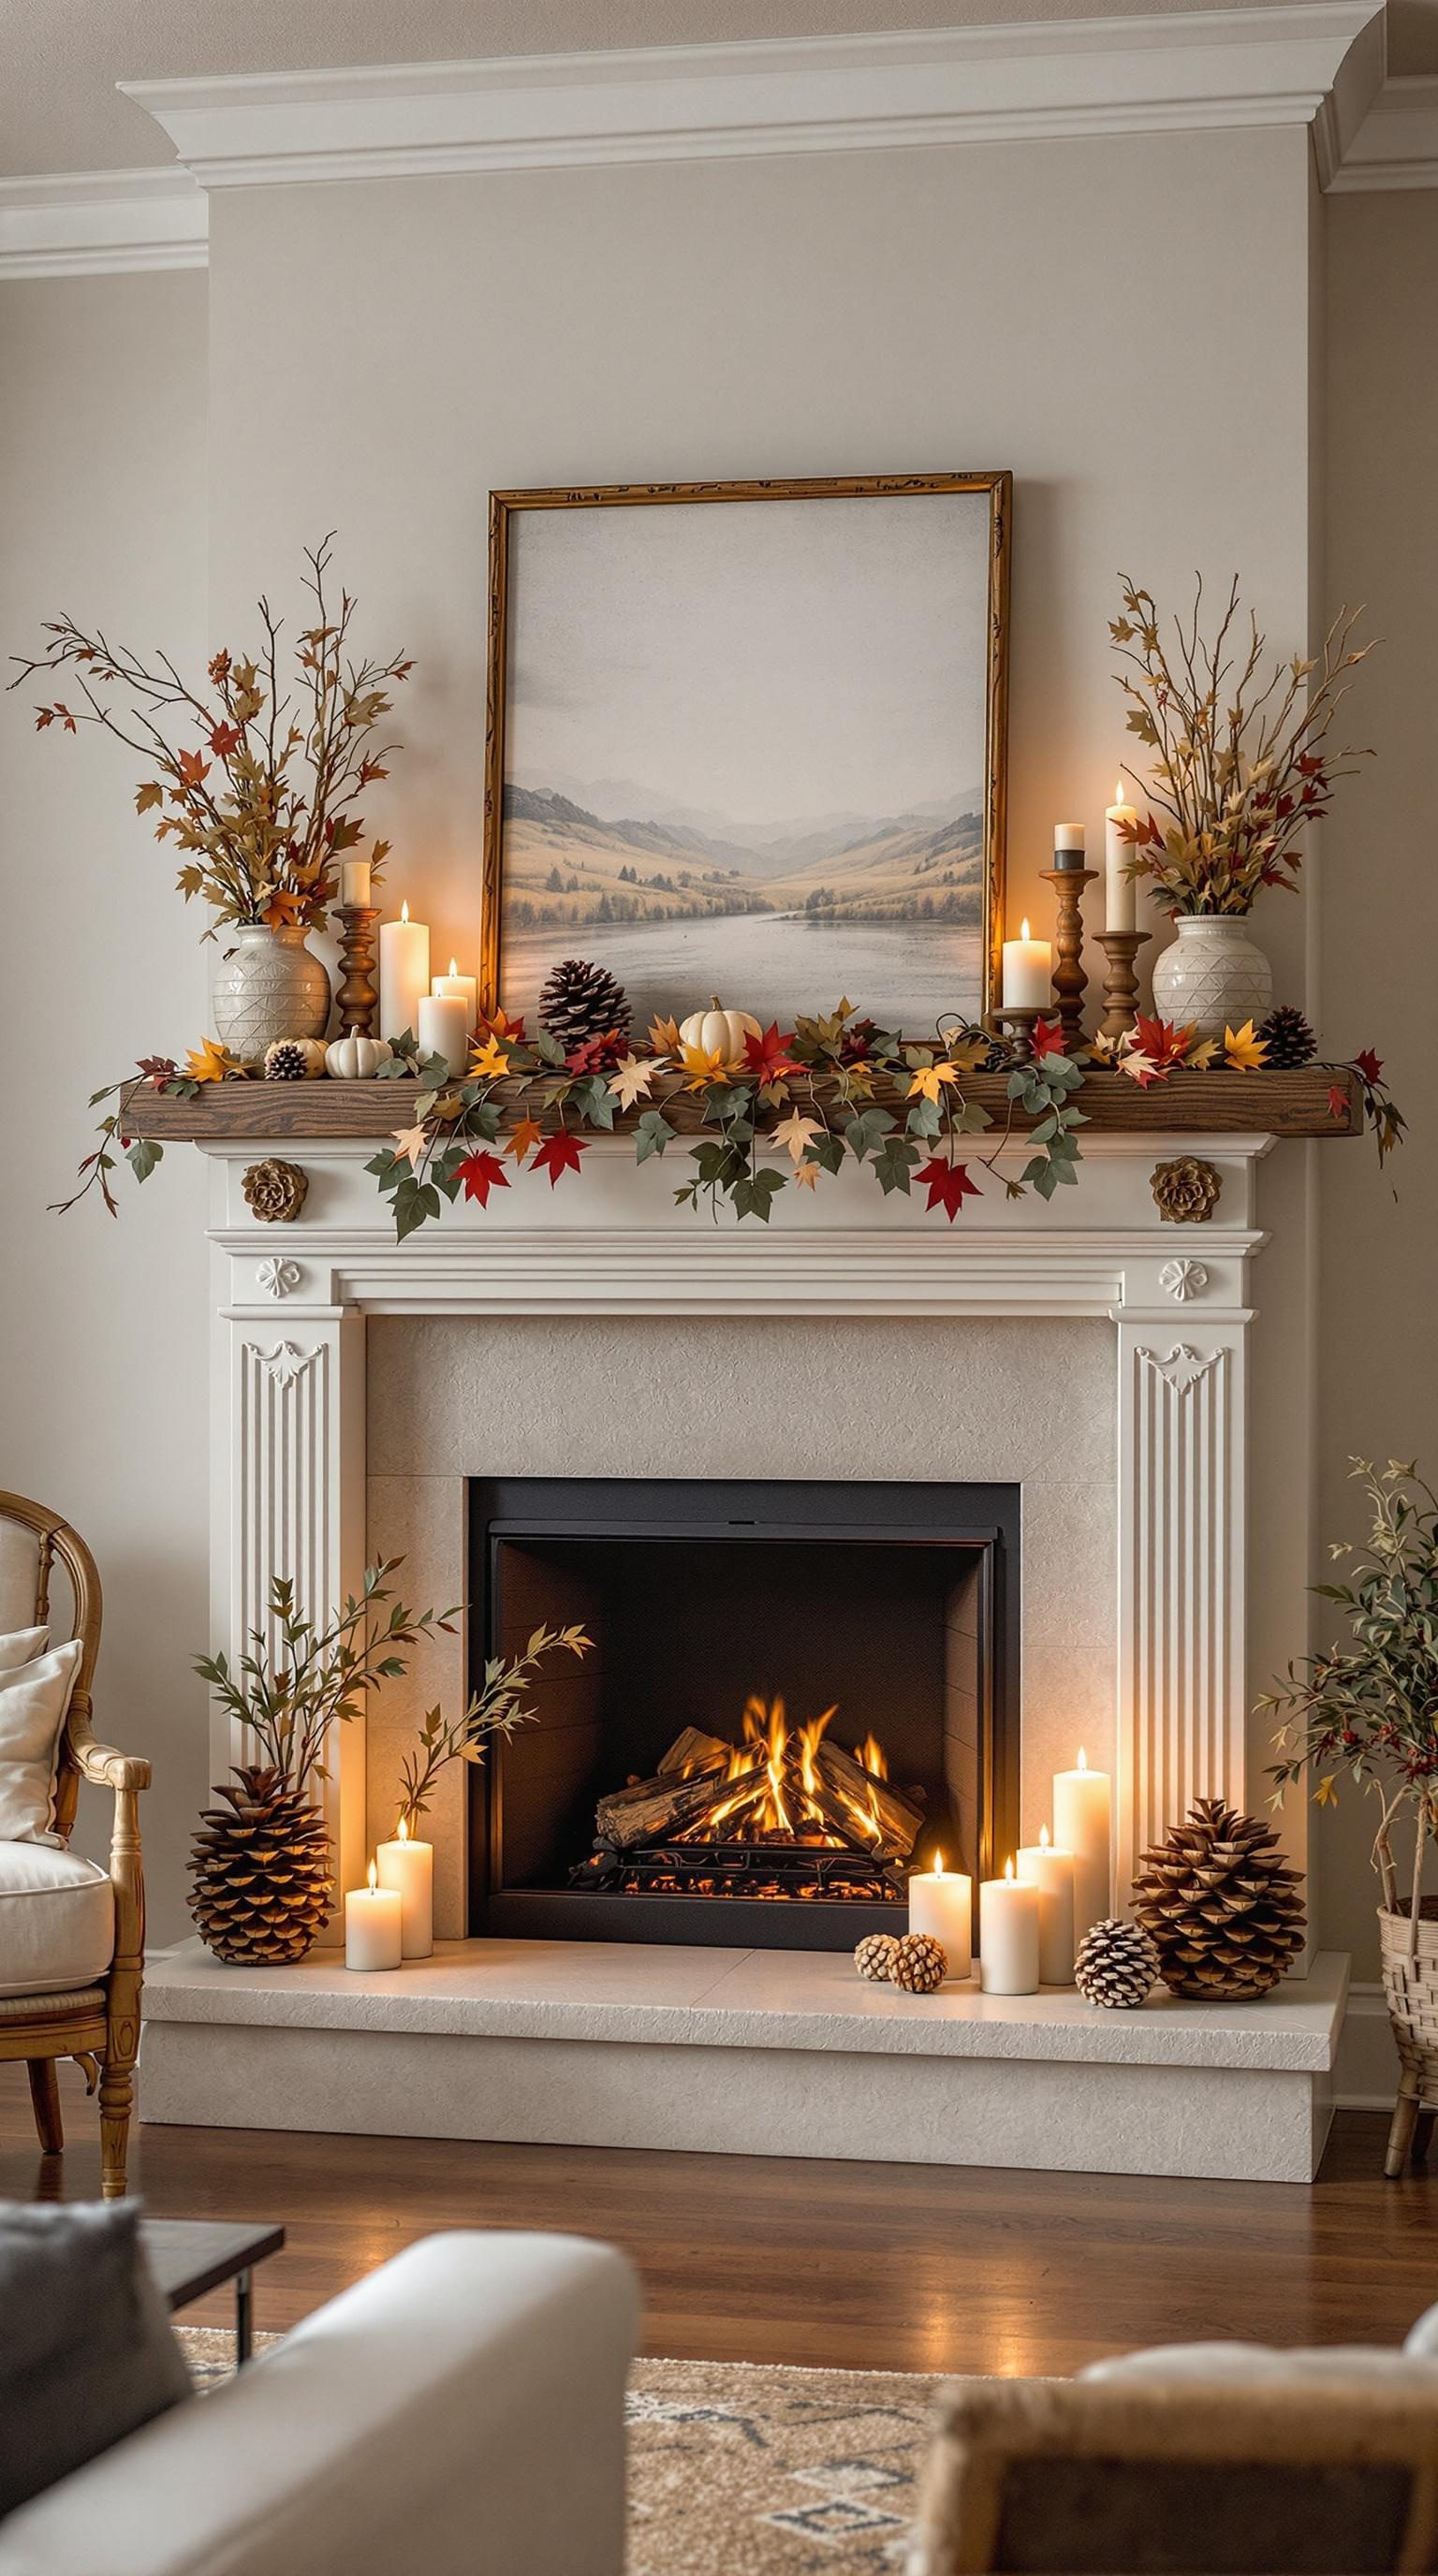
left=677, top=998, right=762, bottom=1062
left=325, top=1033, right=393, bottom=1079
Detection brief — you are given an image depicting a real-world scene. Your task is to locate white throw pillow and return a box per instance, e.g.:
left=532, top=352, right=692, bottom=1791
left=0, top=1626, right=49, bottom=1672
left=0, top=1639, right=81, bottom=1842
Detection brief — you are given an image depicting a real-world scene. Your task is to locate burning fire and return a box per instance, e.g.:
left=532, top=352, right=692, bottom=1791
left=677, top=1696, right=890, bottom=1848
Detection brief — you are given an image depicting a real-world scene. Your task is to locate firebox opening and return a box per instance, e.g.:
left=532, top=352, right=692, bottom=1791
left=468, top=1479, right=1019, bottom=1952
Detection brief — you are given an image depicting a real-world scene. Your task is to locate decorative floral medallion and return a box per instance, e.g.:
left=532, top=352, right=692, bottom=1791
left=1151, top=1155, right=1221, bottom=1224
left=1159, top=1257, right=1209, bottom=1301
left=242, top=1158, right=308, bottom=1223
left=257, top=1257, right=303, bottom=1299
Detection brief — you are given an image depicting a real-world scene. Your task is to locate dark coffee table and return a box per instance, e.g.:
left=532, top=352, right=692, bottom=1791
left=140, top=2217, right=285, bottom=2364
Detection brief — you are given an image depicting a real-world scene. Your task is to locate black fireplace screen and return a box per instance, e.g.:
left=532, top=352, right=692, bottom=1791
left=468, top=1477, right=1019, bottom=1951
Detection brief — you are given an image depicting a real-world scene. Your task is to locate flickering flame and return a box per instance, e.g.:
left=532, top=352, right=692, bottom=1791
left=1039, top=1823, right=1050, bottom=1850
left=398, top=1815, right=410, bottom=1845
left=1114, top=779, right=1125, bottom=806
left=1020, top=916, right=1031, bottom=942
left=448, top=957, right=459, bottom=978
left=933, top=1851, right=946, bottom=1877
left=678, top=1696, right=889, bottom=1850
left=366, top=1859, right=377, bottom=1893
left=1078, top=1747, right=1088, bottom=1772
left=1004, top=1855, right=1015, bottom=1881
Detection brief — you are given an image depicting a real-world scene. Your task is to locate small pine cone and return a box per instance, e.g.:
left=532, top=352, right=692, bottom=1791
left=264, top=1038, right=314, bottom=1081
left=1256, top=1004, right=1317, bottom=1069
left=891, top=1930, right=947, bottom=1993
left=854, top=1932, right=902, bottom=1984
left=539, top=958, right=631, bottom=1054
left=1076, top=1917, right=1159, bottom=2010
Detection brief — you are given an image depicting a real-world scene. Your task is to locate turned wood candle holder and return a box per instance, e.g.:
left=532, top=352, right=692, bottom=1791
left=1095, top=929, right=1153, bottom=1043
left=982, top=1006, right=1044, bottom=1066
left=1040, top=865, right=1097, bottom=1058
left=335, top=905, right=380, bottom=1036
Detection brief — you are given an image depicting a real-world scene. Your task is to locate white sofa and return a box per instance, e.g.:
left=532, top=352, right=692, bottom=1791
left=0, top=2231, right=640, bottom=2576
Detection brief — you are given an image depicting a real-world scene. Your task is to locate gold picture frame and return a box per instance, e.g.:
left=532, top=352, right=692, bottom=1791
left=483, top=472, right=1011, bottom=1030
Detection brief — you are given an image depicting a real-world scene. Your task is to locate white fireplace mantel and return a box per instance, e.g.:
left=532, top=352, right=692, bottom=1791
left=200, top=1126, right=1275, bottom=1911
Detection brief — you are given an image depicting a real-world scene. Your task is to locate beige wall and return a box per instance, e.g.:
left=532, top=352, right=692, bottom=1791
left=7, top=125, right=1428, bottom=1970
left=1316, top=191, right=1438, bottom=1977
left=0, top=271, right=210, bottom=1942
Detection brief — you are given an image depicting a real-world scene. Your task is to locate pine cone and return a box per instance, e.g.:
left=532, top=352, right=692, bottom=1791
left=891, top=1930, right=947, bottom=1993
left=539, top=959, right=631, bottom=1054
left=263, top=1039, right=314, bottom=1081
left=188, top=1765, right=333, bottom=1966
left=1076, top=1916, right=1159, bottom=2010
left=1257, top=1004, right=1317, bottom=1069
left=1131, top=1797, right=1305, bottom=2000
left=854, top=1932, right=901, bottom=1984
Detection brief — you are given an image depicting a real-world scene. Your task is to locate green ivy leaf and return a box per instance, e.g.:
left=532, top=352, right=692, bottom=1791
left=635, top=1110, right=672, bottom=1164
left=125, top=1137, right=162, bottom=1183
left=906, top=1095, right=941, bottom=1138
left=844, top=1106, right=896, bottom=1163
left=732, top=1168, right=785, bottom=1222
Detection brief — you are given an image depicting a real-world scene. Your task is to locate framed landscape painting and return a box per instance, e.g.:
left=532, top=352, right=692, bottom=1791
left=483, top=473, right=1010, bottom=1036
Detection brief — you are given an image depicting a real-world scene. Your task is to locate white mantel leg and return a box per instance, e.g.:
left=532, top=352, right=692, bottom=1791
left=1113, top=1308, right=1249, bottom=1905
left=213, top=1275, right=368, bottom=1915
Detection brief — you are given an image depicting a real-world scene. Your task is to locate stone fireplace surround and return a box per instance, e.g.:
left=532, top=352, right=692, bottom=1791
left=139, top=1125, right=1348, bottom=2180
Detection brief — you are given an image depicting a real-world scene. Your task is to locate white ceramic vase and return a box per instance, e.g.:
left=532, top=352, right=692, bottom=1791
left=1150, top=916, right=1273, bottom=1042
left=212, top=923, right=331, bottom=1064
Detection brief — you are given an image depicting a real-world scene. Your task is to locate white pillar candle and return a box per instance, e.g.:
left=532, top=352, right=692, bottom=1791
left=345, top=1861, right=403, bottom=1971
left=1052, top=1749, right=1112, bottom=1939
left=378, top=900, right=430, bottom=1042
left=1105, top=780, right=1139, bottom=934
left=1001, top=917, right=1051, bottom=1010
left=374, top=1815, right=433, bottom=1959
left=1052, top=824, right=1086, bottom=871
left=340, top=856, right=372, bottom=909
left=416, top=990, right=468, bottom=1077
left=978, top=1858, right=1040, bottom=1995
left=1016, top=1825, right=1077, bottom=1984
left=433, top=958, right=478, bottom=1034
left=906, top=1852, right=973, bottom=1980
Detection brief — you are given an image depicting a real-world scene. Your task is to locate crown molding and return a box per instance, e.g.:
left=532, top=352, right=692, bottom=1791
left=121, top=7, right=1381, bottom=189
left=1326, top=71, right=1438, bottom=188
left=0, top=167, right=207, bottom=279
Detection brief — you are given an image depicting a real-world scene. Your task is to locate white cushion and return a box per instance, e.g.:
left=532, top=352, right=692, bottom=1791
left=0, top=1638, right=81, bottom=1841
left=0, top=1841, right=113, bottom=1998
left=1083, top=2341, right=1438, bottom=2385
left=0, top=1625, right=50, bottom=1672
left=0, top=1520, right=41, bottom=1635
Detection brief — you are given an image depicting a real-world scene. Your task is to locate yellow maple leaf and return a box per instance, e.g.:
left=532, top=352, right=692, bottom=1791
left=771, top=1108, right=822, bottom=1165
left=792, top=1161, right=819, bottom=1191
left=390, top=1121, right=430, bottom=1169
left=945, top=1032, right=990, bottom=1073
left=469, top=1036, right=511, bottom=1080
left=908, top=1061, right=959, bottom=1103
left=506, top=1114, right=543, bottom=1164
left=1224, top=1019, right=1269, bottom=1072
left=183, top=1035, right=240, bottom=1084
left=609, top=1054, right=656, bottom=1111
left=680, top=1043, right=728, bottom=1092
left=1186, top=1037, right=1221, bottom=1070
left=648, top=1014, right=681, bottom=1057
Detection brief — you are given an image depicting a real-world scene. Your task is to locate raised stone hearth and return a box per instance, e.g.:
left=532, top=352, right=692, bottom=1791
left=141, top=1939, right=1348, bottom=2183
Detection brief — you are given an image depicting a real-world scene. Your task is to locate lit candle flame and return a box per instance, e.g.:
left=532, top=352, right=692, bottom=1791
left=398, top=1815, right=409, bottom=1844
left=1004, top=1855, right=1015, bottom=1881
left=1078, top=1747, right=1088, bottom=1771
left=401, top=899, right=410, bottom=924
left=448, top=957, right=459, bottom=978
left=1020, top=916, right=1031, bottom=943
left=1114, top=779, right=1124, bottom=806
left=366, top=1858, right=377, bottom=1893
left=933, top=1851, right=945, bottom=1877
left=1039, top=1823, right=1050, bottom=1849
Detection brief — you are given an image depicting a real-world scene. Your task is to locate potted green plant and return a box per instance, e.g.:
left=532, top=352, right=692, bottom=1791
left=1110, top=576, right=1372, bottom=1037
left=1264, top=1459, right=1438, bottom=2174
left=11, top=535, right=410, bottom=1061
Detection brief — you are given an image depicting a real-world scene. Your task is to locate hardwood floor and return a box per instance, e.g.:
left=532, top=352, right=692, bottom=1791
left=3, top=2064, right=1432, bottom=2374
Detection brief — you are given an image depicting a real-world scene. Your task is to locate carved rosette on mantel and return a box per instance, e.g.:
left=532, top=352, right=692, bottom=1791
left=1151, top=1156, right=1222, bottom=1223
left=242, top=1159, right=309, bottom=1223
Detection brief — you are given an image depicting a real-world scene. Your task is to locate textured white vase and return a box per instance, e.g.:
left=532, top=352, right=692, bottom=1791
left=1150, top=916, right=1273, bottom=1042
left=211, top=924, right=331, bottom=1064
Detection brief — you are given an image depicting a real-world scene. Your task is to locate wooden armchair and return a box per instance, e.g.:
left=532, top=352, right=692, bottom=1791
left=0, top=1491, right=149, bottom=2196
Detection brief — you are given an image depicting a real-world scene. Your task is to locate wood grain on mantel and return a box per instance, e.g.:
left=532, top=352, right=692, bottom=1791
left=125, top=1065, right=1362, bottom=1142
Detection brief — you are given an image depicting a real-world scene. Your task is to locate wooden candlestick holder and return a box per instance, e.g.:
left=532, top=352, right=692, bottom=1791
left=1095, top=929, right=1153, bottom=1043
left=982, top=1006, right=1044, bottom=1066
left=1040, top=865, right=1097, bottom=1058
left=335, top=905, right=380, bottom=1036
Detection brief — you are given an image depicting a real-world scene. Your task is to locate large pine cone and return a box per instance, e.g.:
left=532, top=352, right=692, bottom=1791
left=188, top=1764, right=333, bottom=1966
left=538, top=958, right=631, bottom=1053
left=1256, top=1004, right=1317, bottom=1069
left=1131, top=1797, right=1305, bottom=2000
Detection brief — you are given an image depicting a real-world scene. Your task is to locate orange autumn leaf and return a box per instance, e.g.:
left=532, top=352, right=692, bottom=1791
left=506, top=1115, right=543, bottom=1165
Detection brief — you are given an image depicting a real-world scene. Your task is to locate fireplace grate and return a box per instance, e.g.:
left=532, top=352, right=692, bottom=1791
left=570, top=1838, right=908, bottom=1905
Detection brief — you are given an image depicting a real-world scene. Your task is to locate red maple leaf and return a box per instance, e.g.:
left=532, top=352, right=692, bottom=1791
left=917, top=1156, right=982, bottom=1222
left=456, top=1149, right=510, bottom=1208
left=1327, top=1085, right=1348, bottom=1121
left=565, top=1031, right=625, bottom=1076
left=1031, top=1016, right=1066, bottom=1061
left=176, top=747, right=212, bottom=788
left=209, top=720, right=242, bottom=757
left=136, top=1055, right=178, bottom=1080
left=532, top=1131, right=588, bottom=1188
left=1133, top=1013, right=1191, bottom=1070
left=742, top=1022, right=803, bottom=1083
left=1352, top=1046, right=1384, bottom=1088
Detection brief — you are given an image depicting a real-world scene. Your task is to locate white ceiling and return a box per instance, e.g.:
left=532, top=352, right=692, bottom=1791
left=3, top=0, right=1431, bottom=179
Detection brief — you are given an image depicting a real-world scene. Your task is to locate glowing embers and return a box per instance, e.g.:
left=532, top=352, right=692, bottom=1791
left=574, top=1698, right=924, bottom=1903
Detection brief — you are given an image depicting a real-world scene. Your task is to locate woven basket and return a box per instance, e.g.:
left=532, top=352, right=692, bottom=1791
left=1378, top=1898, right=1438, bottom=2174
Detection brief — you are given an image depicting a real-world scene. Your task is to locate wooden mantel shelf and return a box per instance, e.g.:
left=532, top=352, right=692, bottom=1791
left=126, top=1064, right=1362, bottom=1142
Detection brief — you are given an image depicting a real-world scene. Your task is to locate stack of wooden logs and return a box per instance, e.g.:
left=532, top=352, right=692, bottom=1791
left=593, top=1725, right=924, bottom=1860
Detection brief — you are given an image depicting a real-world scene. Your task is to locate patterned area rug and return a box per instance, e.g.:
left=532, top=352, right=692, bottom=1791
left=176, top=2331, right=942, bottom=2573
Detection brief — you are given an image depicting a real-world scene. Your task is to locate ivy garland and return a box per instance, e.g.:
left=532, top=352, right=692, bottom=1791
left=61, top=1001, right=1401, bottom=1238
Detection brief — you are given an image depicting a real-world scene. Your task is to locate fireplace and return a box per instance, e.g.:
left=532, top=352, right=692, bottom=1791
left=468, top=1477, right=1019, bottom=1949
